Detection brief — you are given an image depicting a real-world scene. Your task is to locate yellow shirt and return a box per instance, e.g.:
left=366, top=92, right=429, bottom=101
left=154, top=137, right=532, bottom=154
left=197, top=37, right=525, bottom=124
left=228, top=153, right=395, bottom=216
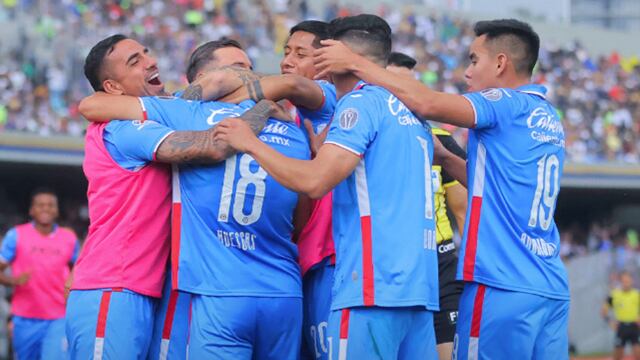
left=610, top=288, right=640, bottom=323
left=432, top=128, right=459, bottom=244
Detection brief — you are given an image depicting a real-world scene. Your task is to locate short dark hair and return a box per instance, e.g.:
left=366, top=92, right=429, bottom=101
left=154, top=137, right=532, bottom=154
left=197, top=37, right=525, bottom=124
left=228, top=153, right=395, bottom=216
left=289, top=20, right=330, bottom=48
left=388, top=52, right=417, bottom=70
left=84, top=34, right=129, bottom=91
left=31, top=187, right=57, bottom=205
left=329, top=14, right=392, bottom=66
left=473, top=19, right=540, bottom=75
left=186, top=38, right=244, bottom=83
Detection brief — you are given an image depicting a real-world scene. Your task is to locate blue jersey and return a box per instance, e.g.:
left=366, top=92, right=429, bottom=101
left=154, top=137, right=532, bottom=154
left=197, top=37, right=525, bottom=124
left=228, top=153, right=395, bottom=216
left=103, top=119, right=174, bottom=170
left=140, top=96, right=310, bottom=297
left=297, top=80, right=337, bottom=142
left=324, top=82, right=439, bottom=311
left=458, top=84, right=568, bottom=300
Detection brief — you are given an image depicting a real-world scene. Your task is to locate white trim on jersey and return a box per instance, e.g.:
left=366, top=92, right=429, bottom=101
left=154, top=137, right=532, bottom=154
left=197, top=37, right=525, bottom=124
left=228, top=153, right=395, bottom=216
left=355, top=160, right=371, bottom=217
left=93, top=337, right=105, bottom=360
left=462, top=96, right=479, bottom=127
left=519, top=90, right=546, bottom=99
left=468, top=337, right=479, bottom=360
left=339, top=339, right=348, bottom=360
left=472, top=142, right=487, bottom=197
left=159, top=339, right=170, bottom=360
left=153, top=131, right=175, bottom=157
left=324, top=141, right=362, bottom=156
left=172, top=165, right=182, bottom=203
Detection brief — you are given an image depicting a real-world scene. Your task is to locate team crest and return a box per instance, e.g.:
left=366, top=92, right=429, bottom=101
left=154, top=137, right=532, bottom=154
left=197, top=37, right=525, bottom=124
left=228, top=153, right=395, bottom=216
left=480, top=88, right=502, bottom=101
left=339, top=108, right=359, bottom=130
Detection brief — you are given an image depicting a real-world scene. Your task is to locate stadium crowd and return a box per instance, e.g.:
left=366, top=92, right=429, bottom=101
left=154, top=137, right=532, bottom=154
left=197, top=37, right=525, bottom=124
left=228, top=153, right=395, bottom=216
left=0, top=0, right=639, bottom=163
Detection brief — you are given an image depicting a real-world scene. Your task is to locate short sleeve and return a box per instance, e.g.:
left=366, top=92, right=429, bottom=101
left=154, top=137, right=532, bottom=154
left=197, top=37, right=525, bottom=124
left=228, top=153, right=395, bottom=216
left=0, top=228, right=18, bottom=264
left=324, top=92, right=378, bottom=156
left=297, top=81, right=337, bottom=124
left=463, top=88, right=516, bottom=129
left=103, top=120, right=174, bottom=170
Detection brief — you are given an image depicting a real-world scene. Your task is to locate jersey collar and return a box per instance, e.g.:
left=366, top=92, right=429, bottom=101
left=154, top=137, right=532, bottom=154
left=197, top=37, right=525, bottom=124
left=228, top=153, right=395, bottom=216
left=353, top=80, right=368, bottom=91
left=517, top=84, right=547, bottom=99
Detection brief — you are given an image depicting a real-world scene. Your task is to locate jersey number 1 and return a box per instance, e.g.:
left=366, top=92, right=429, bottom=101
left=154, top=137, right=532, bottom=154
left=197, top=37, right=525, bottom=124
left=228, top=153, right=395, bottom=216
left=528, top=154, right=560, bottom=230
left=217, top=154, right=267, bottom=225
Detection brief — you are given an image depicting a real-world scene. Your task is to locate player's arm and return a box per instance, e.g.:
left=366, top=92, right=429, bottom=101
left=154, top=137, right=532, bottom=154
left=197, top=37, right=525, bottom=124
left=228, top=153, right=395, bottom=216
left=155, top=100, right=282, bottom=163
left=219, top=73, right=325, bottom=110
left=314, top=40, right=475, bottom=128
left=445, top=184, right=468, bottom=234
left=601, top=296, right=612, bottom=319
left=213, top=118, right=360, bottom=199
left=433, top=135, right=467, bottom=188
left=0, top=229, right=29, bottom=287
left=78, top=92, right=143, bottom=122
left=180, top=66, right=248, bottom=101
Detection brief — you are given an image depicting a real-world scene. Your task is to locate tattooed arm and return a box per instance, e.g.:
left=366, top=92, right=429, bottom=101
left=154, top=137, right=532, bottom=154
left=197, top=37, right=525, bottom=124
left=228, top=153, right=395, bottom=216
left=155, top=100, right=278, bottom=163
left=181, top=66, right=263, bottom=102
left=219, top=73, right=324, bottom=109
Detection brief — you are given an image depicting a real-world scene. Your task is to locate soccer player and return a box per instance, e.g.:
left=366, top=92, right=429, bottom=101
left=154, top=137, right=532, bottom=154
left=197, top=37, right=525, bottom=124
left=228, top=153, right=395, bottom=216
left=77, top=41, right=317, bottom=358
left=281, top=20, right=337, bottom=360
left=601, top=272, right=640, bottom=360
left=386, top=51, right=468, bottom=360
left=67, top=35, right=280, bottom=359
left=0, top=188, right=79, bottom=360
left=314, top=18, right=569, bottom=359
left=213, top=15, right=467, bottom=359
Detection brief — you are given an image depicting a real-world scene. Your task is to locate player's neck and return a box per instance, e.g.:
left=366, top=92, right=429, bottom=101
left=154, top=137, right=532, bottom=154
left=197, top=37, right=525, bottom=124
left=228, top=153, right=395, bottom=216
left=33, top=222, right=55, bottom=235
left=499, top=75, right=531, bottom=90
left=334, top=74, right=361, bottom=99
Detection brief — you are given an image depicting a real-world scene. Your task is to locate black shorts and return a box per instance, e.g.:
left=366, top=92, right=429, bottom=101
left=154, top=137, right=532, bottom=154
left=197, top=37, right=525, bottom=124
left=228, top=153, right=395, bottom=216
left=616, top=322, right=640, bottom=348
left=434, top=239, right=464, bottom=344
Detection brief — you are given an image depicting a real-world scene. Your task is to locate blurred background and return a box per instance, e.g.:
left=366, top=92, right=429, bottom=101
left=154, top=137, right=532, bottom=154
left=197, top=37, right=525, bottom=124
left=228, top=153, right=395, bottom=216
left=0, top=0, right=638, bottom=358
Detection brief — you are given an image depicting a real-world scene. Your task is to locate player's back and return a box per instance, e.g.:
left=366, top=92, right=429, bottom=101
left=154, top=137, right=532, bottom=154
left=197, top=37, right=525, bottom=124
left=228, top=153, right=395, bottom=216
left=459, top=85, right=568, bottom=300
left=325, top=84, right=439, bottom=311
left=139, top=97, right=309, bottom=297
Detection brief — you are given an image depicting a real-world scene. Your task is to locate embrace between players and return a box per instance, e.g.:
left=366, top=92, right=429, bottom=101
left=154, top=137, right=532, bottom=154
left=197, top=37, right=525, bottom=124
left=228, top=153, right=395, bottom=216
left=67, top=14, right=569, bottom=360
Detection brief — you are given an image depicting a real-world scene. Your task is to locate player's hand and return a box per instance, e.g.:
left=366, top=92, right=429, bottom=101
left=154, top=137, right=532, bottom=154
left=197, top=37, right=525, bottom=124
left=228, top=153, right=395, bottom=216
left=313, top=40, right=359, bottom=80
left=303, top=119, right=329, bottom=157
left=13, top=272, right=30, bottom=286
left=213, top=118, right=259, bottom=153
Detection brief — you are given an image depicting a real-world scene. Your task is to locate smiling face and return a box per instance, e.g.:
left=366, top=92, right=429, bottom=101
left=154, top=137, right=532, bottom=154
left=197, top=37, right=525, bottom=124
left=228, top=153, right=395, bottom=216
left=464, top=35, right=500, bottom=92
left=280, top=31, right=318, bottom=79
left=29, top=193, right=58, bottom=227
left=102, top=39, right=165, bottom=96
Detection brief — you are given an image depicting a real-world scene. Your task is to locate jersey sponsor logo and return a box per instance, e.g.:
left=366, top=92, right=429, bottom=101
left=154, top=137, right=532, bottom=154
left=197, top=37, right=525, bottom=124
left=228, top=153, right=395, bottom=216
left=259, top=135, right=290, bottom=146
left=520, top=232, right=557, bottom=258
left=155, top=95, right=178, bottom=100
left=480, top=88, right=503, bottom=101
left=387, top=95, right=422, bottom=126
left=526, top=107, right=564, bottom=134
left=207, top=108, right=242, bottom=126
left=438, top=241, right=456, bottom=254
left=263, top=122, right=289, bottom=135
left=338, top=108, right=359, bottom=130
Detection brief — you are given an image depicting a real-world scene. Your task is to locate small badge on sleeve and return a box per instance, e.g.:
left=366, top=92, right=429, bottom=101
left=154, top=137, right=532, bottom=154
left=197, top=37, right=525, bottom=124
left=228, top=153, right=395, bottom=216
left=480, top=88, right=503, bottom=101
left=339, top=108, right=359, bottom=130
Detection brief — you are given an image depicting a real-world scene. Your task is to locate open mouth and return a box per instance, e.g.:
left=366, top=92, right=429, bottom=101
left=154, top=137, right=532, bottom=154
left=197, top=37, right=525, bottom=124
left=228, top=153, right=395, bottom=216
left=147, top=73, right=162, bottom=86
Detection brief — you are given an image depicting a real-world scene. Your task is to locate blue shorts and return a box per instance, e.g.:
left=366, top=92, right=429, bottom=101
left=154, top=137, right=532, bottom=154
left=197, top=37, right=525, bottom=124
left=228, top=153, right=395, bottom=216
left=301, top=258, right=334, bottom=360
left=12, top=316, right=67, bottom=360
left=328, top=306, right=437, bottom=360
left=66, top=288, right=156, bottom=359
left=148, top=272, right=191, bottom=360
left=189, top=295, right=302, bottom=359
left=453, top=282, right=569, bottom=360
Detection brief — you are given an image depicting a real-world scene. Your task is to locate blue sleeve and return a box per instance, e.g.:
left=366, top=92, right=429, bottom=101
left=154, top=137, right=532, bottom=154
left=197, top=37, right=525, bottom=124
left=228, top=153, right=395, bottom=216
left=103, top=120, right=174, bottom=170
left=463, top=88, right=516, bottom=129
left=140, top=96, right=200, bottom=130
left=70, top=241, right=80, bottom=264
left=324, top=92, right=378, bottom=155
left=297, top=81, right=337, bottom=124
left=0, top=228, right=17, bottom=263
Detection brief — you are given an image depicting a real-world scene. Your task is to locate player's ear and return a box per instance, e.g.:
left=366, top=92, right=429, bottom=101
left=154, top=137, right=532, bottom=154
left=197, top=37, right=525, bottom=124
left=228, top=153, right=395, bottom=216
left=495, top=53, right=508, bottom=77
left=102, top=79, right=124, bottom=95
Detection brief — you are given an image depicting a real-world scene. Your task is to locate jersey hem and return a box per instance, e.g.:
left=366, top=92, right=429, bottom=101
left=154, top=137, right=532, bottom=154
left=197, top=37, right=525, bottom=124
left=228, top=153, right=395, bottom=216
left=177, top=286, right=302, bottom=298
left=71, top=284, right=161, bottom=298
left=331, top=299, right=440, bottom=312
left=463, top=276, right=570, bottom=301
